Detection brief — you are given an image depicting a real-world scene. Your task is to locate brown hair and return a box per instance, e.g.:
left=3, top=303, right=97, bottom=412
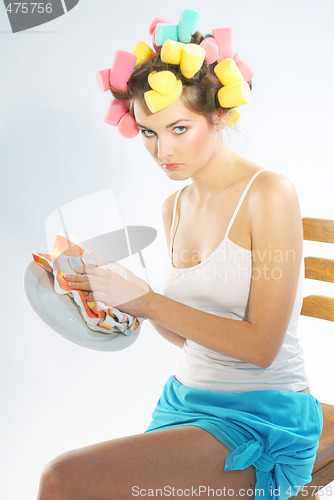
left=110, top=32, right=251, bottom=126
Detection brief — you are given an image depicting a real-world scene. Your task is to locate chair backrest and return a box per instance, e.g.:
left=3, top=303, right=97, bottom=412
left=301, top=218, right=334, bottom=322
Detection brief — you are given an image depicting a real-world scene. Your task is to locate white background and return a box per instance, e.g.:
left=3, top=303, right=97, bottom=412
left=0, top=0, right=333, bottom=498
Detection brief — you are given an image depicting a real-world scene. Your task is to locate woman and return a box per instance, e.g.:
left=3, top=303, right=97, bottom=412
left=37, top=11, right=322, bottom=500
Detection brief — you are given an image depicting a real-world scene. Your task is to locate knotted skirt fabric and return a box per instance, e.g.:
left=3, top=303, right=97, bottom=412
left=145, top=376, right=323, bottom=499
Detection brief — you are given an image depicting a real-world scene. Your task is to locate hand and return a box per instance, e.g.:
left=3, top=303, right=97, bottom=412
left=63, top=262, right=153, bottom=318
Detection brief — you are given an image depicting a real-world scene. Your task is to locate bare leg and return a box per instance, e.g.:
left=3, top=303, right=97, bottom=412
left=37, top=426, right=256, bottom=500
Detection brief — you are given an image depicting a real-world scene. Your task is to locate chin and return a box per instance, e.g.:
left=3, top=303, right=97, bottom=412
left=165, top=170, right=191, bottom=181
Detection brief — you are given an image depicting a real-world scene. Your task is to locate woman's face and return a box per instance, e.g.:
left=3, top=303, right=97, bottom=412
left=133, top=95, right=223, bottom=180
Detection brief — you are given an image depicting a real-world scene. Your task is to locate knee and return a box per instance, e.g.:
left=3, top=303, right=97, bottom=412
left=37, top=454, right=70, bottom=500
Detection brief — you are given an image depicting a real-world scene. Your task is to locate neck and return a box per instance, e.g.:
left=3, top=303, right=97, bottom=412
left=189, top=137, right=242, bottom=202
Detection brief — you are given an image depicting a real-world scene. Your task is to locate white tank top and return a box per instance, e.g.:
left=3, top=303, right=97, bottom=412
left=164, top=169, right=310, bottom=392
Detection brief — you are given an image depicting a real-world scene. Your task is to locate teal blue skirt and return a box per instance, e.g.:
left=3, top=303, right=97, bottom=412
left=145, top=376, right=323, bottom=499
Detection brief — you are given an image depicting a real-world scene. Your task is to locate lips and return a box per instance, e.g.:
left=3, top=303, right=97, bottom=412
left=163, top=163, right=183, bottom=170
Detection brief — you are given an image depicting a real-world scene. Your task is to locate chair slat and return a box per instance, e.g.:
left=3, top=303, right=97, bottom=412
left=297, top=217, right=334, bottom=498
left=303, top=218, right=334, bottom=243
left=305, top=257, right=334, bottom=283
left=301, top=295, right=334, bottom=322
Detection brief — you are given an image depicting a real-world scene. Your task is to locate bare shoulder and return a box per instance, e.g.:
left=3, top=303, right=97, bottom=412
left=248, top=170, right=301, bottom=224
left=247, top=169, right=303, bottom=251
left=249, top=169, right=300, bottom=206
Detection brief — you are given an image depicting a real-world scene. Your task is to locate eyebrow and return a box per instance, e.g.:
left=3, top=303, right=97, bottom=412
left=136, top=119, right=191, bottom=130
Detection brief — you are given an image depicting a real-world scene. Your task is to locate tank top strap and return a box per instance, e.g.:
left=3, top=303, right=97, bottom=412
left=225, top=169, right=267, bottom=239
left=169, top=186, right=187, bottom=254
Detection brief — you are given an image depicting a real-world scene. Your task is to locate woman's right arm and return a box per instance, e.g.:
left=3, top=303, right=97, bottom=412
left=148, top=192, right=186, bottom=349
left=148, top=319, right=186, bottom=348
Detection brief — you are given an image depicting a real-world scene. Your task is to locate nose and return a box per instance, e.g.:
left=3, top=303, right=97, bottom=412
left=155, top=135, right=174, bottom=161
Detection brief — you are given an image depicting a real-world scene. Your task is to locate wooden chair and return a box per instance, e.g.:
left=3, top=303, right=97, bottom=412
left=291, top=218, right=334, bottom=499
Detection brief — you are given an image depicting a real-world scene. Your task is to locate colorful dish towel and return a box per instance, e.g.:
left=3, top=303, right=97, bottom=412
left=32, top=234, right=144, bottom=337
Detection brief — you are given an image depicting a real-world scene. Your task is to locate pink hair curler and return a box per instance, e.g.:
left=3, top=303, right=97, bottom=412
left=233, top=52, right=241, bottom=63
left=104, top=99, right=128, bottom=126
left=149, top=16, right=170, bottom=35
left=199, top=37, right=219, bottom=64
left=117, top=113, right=139, bottom=138
left=212, top=28, right=234, bottom=62
left=96, top=69, right=111, bottom=92
left=235, top=59, right=254, bottom=82
left=109, top=51, right=137, bottom=92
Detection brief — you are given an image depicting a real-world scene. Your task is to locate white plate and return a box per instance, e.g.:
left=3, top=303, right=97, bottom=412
left=24, top=261, right=140, bottom=351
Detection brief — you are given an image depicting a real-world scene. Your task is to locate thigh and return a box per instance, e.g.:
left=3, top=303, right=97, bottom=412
left=38, top=426, right=256, bottom=500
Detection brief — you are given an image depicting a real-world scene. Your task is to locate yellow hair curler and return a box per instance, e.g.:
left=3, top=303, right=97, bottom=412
left=217, top=81, right=251, bottom=108
left=133, top=41, right=155, bottom=66
left=160, top=40, right=185, bottom=65
left=148, top=71, right=178, bottom=95
left=226, top=108, right=241, bottom=127
left=214, top=58, right=244, bottom=86
left=180, top=43, right=206, bottom=78
left=144, top=79, right=183, bottom=113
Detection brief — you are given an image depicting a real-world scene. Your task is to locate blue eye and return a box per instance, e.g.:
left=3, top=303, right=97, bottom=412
left=141, top=129, right=155, bottom=138
left=173, top=126, right=187, bottom=134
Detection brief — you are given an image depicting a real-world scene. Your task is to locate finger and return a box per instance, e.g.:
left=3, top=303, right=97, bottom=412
left=67, top=274, right=107, bottom=294
left=64, top=273, right=87, bottom=282
left=67, top=280, right=92, bottom=291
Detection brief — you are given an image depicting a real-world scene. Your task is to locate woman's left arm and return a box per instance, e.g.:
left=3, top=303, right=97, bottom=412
left=142, top=173, right=303, bottom=369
